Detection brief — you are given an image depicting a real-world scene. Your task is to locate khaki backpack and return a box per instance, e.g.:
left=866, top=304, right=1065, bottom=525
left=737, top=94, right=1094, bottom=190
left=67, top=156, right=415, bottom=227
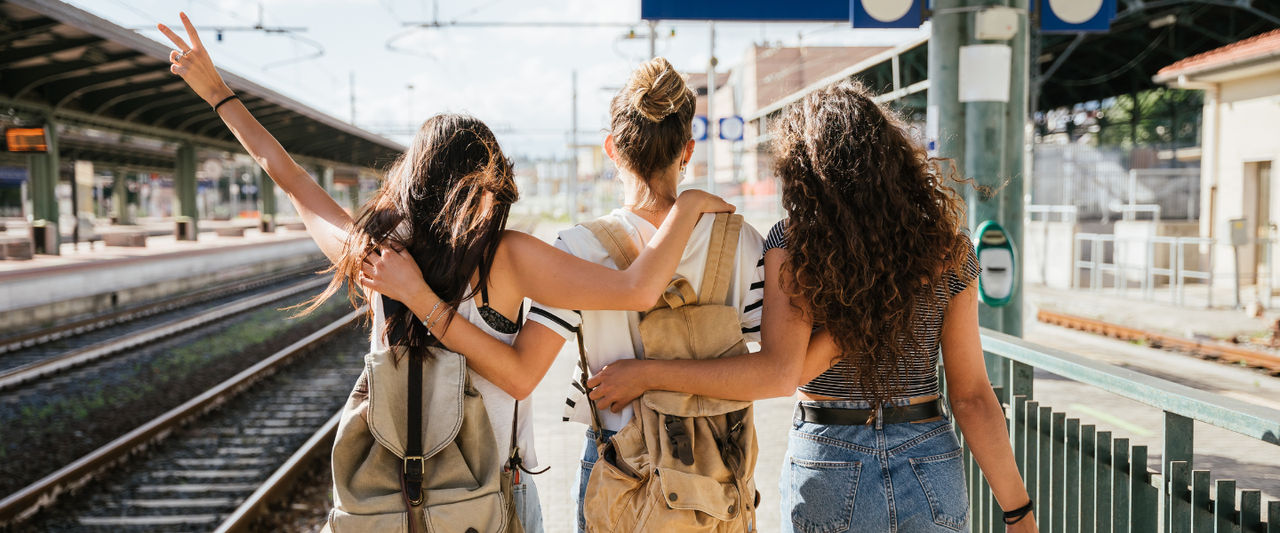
left=327, top=299, right=525, bottom=533
left=579, top=213, right=760, bottom=532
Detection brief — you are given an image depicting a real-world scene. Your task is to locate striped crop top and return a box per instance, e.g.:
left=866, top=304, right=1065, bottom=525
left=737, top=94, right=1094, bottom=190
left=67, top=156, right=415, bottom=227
left=763, top=219, right=979, bottom=401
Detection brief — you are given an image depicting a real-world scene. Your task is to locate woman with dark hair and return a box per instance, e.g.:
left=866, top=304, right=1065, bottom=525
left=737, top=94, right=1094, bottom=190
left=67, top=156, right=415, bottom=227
left=366, top=57, right=767, bottom=532
left=588, top=80, right=1038, bottom=532
left=158, top=15, right=733, bottom=532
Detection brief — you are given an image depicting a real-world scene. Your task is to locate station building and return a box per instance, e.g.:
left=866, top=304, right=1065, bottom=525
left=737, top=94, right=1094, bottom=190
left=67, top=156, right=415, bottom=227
left=1155, top=29, right=1280, bottom=293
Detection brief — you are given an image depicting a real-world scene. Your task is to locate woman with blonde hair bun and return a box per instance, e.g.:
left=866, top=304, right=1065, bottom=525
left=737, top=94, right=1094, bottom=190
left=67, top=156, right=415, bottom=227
left=374, top=57, right=769, bottom=531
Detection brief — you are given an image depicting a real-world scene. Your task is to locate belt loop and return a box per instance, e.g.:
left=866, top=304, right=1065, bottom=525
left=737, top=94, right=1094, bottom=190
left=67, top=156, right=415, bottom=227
left=874, top=404, right=884, bottom=430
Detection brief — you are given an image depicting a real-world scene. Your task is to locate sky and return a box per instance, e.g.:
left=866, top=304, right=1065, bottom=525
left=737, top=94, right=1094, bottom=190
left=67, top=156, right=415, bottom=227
left=68, top=0, right=927, bottom=159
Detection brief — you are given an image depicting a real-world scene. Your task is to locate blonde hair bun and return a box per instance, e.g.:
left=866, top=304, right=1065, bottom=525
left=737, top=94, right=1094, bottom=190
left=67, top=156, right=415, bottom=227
left=626, top=57, right=690, bottom=123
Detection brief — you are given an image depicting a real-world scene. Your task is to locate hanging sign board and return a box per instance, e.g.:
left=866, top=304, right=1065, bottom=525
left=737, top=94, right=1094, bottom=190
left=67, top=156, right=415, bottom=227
left=1039, top=0, right=1116, bottom=33
left=718, top=116, right=744, bottom=141
left=692, top=115, right=709, bottom=142
left=4, top=127, right=49, bottom=153
left=640, top=0, right=847, bottom=21
left=851, top=0, right=923, bottom=29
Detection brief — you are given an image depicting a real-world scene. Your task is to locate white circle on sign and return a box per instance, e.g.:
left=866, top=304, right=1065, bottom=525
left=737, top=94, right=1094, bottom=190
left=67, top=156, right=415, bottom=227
left=863, top=0, right=913, bottom=22
left=692, top=116, right=708, bottom=141
left=719, top=116, right=744, bottom=141
left=1049, top=0, right=1102, bottom=23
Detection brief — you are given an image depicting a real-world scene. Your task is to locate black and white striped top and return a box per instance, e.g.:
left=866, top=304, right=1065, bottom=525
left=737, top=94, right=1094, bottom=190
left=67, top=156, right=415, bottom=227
left=763, top=219, right=979, bottom=401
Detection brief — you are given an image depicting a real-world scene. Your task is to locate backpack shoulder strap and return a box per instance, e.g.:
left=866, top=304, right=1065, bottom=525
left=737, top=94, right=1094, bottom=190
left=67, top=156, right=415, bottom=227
left=580, top=218, right=638, bottom=270
left=699, top=213, right=744, bottom=305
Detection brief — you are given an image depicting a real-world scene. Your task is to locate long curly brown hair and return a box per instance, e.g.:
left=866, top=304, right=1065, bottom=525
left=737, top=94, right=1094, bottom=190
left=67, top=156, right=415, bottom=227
left=772, top=80, right=973, bottom=407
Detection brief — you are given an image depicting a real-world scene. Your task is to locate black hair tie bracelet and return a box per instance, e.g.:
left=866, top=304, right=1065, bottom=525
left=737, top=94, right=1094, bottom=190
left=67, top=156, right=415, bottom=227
left=212, top=93, right=239, bottom=113
left=1003, top=499, right=1034, bottom=525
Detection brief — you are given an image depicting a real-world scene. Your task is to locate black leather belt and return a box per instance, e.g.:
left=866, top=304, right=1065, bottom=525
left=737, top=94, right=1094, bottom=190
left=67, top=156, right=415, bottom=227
left=796, top=399, right=944, bottom=426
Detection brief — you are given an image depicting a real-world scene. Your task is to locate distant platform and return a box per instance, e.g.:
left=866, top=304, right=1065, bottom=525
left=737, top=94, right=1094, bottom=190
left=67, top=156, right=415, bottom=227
left=0, top=220, right=325, bottom=333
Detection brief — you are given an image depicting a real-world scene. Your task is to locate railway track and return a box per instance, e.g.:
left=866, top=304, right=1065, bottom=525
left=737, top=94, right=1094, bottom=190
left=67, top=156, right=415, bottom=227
left=0, top=310, right=364, bottom=531
left=0, top=275, right=330, bottom=393
left=1036, top=308, right=1280, bottom=375
left=0, top=261, right=327, bottom=356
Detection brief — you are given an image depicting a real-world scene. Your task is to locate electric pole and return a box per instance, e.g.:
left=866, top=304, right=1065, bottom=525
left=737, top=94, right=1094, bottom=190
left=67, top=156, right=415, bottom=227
left=570, top=70, right=579, bottom=223
left=706, top=22, right=716, bottom=194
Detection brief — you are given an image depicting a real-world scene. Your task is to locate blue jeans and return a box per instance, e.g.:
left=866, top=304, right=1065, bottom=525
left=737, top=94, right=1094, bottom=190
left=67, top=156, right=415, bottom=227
left=780, top=400, right=969, bottom=533
left=512, top=476, right=544, bottom=533
left=575, top=428, right=617, bottom=533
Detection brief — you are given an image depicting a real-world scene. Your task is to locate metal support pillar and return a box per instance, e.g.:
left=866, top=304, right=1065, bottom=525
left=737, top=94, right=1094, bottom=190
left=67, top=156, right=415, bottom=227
left=930, top=0, right=1027, bottom=338
left=28, top=118, right=60, bottom=254
left=256, top=167, right=276, bottom=232
left=175, top=143, right=198, bottom=240
left=320, top=166, right=335, bottom=193
left=112, top=168, right=134, bottom=225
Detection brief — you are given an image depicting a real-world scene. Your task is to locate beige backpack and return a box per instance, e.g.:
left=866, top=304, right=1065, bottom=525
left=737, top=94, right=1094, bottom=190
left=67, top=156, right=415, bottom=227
left=578, top=213, right=760, bottom=532
left=327, top=304, right=525, bottom=533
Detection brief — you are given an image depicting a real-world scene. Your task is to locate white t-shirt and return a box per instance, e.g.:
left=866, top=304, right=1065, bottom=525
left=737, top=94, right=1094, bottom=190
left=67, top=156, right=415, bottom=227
left=370, top=291, right=539, bottom=469
left=526, top=209, right=765, bottom=432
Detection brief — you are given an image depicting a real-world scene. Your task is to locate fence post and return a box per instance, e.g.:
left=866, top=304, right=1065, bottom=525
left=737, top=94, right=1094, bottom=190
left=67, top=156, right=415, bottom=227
left=1164, top=412, right=1194, bottom=532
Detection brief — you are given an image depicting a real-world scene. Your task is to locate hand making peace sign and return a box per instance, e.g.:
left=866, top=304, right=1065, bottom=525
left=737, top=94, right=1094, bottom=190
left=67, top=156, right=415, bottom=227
left=158, top=12, right=234, bottom=106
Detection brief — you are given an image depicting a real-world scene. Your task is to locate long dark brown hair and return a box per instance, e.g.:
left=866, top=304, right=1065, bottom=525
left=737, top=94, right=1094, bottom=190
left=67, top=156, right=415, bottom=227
left=301, top=113, right=516, bottom=353
left=772, top=80, right=972, bottom=407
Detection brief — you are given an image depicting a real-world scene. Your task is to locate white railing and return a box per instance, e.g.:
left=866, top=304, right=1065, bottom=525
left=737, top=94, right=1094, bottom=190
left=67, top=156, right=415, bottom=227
left=1072, top=233, right=1215, bottom=307
left=1026, top=204, right=1078, bottom=224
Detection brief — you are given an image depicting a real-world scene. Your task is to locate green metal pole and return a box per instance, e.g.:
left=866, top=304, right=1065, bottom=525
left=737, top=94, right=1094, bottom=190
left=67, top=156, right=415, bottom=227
left=928, top=0, right=967, bottom=169
left=964, top=1, right=1010, bottom=334
left=112, top=168, right=128, bottom=224
left=256, top=166, right=276, bottom=232
left=320, top=166, right=334, bottom=194
left=28, top=118, right=60, bottom=253
left=1001, top=0, right=1029, bottom=338
left=175, top=143, right=198, bottom=239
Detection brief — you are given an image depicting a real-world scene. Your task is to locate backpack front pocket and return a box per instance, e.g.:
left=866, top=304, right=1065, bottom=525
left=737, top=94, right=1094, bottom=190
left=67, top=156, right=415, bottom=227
left=328, top=508, right=409, bottom=533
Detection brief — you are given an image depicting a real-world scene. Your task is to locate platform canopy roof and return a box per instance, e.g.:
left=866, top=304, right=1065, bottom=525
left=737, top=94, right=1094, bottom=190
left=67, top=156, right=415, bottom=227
left=1036, top=0, right=1280, bottom=110
left=0, top=0, right=404, bottom=170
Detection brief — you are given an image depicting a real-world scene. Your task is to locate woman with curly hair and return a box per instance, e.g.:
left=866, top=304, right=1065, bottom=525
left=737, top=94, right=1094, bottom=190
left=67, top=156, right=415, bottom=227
left=588, top=80, right=1037, bottom=532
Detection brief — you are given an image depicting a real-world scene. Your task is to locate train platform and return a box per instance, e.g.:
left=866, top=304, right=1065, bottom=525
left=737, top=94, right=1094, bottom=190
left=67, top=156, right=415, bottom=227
left=0, top=218, right=324, bottom=335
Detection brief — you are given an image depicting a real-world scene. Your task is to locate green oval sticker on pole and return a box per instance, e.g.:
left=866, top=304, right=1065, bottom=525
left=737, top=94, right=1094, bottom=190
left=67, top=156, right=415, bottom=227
left=974, top=220, right=1016, bottom=307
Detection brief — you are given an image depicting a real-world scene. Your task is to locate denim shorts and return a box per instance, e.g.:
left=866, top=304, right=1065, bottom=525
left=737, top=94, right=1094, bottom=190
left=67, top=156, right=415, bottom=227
left=575, top=427, right=617, bottom=533
left=780, top=400, right=969, bottom=533
left=512, top=476, right=544, bottom=533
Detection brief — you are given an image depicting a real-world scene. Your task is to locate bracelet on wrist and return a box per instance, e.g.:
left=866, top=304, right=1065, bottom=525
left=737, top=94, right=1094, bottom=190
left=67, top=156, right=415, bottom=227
left=212, top=93, right=239, bottom=113
left=1002, top=499, right=1033, bottom=525
left=421, top=299, right=444, bottom=333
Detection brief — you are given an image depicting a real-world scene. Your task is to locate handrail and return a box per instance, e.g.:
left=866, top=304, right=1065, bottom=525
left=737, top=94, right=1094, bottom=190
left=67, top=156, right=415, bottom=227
left=980, top=328, right=1280, bottom=446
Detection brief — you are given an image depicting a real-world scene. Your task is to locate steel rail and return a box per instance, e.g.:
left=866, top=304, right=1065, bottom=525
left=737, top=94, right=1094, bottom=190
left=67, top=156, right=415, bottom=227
left=0, top=260, right=325, bottom=354
left=0, top=308, right=363, bottom=527
left=213, top=411, right=342, bottom=533
left=0, top=276, right=331, bottom=392
left=1036, top=309, right=1280, bottom=374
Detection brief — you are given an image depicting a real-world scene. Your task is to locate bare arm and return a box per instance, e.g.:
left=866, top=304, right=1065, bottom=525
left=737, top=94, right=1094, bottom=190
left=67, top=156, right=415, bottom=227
left=585, top=247, right=830, bottom=408
left=503, top=192, right=731, bottom=312
left=159, top=13, right=352, bottom=262
left=940, top=284, right=1036, bottom=530
left=357, top=191, right=729, bottom=398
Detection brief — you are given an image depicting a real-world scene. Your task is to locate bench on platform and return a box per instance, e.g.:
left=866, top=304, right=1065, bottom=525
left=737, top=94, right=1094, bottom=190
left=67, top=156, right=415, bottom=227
left=214, top=227, right=248, bottom=237
left=0, top=237, right=33, bottom=260
left=102, top=230, right=148, bottom=247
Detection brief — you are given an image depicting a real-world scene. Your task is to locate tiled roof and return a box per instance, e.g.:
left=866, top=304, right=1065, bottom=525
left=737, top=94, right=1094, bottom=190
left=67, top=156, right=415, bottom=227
left=1157, top=28, right=1280, bottom=77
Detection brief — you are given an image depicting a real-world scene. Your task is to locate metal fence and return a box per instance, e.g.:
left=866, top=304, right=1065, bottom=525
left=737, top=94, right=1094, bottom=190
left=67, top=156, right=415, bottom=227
left=1032, top=145, right=1199, bottom=222
left=1072, top=233, right=1214, bottom=307
left=962, top=330, right=1280, bottom=531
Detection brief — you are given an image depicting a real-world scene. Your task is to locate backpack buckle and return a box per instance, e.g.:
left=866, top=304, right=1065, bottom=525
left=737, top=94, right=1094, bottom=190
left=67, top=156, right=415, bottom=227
left=664, top=415, right=695, bottom=466
left=403, top=455, right=425, bottom=477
